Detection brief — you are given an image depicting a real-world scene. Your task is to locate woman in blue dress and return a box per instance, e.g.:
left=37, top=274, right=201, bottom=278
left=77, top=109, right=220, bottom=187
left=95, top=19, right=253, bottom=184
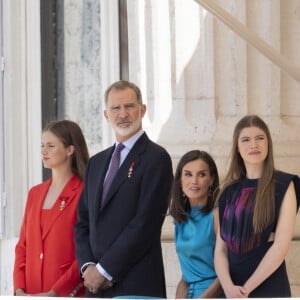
left=215, top=115, right=300, bottom=298
left=169, top=150, right=223, bottom=298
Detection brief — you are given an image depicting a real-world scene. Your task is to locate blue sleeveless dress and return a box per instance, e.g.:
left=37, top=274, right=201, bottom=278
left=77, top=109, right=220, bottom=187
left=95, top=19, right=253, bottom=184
left=175, top=206, right=217, bottom=298
left=218, top=171, right=300, bottom=297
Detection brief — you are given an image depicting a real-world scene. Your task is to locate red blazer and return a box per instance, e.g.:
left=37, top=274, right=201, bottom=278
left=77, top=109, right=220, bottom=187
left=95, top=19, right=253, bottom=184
left=13, top=174, right=85, bottom=297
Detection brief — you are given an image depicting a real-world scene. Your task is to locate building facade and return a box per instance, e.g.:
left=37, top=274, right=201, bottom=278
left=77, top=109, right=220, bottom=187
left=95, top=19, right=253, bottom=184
left=0, top=0, right=300, bottom=296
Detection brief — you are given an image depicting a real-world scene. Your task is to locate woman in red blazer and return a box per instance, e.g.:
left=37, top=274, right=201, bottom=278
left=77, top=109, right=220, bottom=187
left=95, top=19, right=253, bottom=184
left=13, top=120, right=89, bottom=297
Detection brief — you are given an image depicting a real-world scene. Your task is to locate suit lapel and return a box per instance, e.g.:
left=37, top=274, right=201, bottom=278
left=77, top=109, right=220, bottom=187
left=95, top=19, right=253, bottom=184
left=101, top=133, right=148, bottom=211
left=41, top=175, right=82, bottom=240
left=32, top=179, right=51, bottom=240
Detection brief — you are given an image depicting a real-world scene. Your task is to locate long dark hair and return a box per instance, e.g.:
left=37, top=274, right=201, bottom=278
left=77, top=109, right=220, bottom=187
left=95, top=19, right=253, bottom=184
left=43, top=120, right=89, bottom=180
left=169, top=150, right=219, bottom=223
left=221, top=115, right=275, bottom=233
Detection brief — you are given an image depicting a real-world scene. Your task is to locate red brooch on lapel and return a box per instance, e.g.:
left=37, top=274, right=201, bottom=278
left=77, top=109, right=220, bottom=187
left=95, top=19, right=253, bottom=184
left=128, top=162, right=135, bottom=178
left=59, top=198, right=66, bottom=211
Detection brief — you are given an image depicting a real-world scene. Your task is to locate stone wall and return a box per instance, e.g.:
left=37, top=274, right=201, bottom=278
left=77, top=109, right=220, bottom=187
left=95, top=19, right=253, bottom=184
left=124, top=0, right=300, bottom=297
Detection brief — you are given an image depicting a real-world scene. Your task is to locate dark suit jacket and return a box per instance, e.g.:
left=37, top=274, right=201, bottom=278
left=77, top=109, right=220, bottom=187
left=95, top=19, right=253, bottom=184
left=75, top=133, right=173, bottom=298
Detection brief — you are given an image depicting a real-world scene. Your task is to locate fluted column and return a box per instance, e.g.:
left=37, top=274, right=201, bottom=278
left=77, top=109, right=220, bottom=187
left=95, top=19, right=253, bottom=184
left=280, top=0, right=300, bottom=117
left=246, top=0, right=281, bottom=115
left=127, top=0, right=216, bottom=158
left=214, top=0, right=247, bottom=117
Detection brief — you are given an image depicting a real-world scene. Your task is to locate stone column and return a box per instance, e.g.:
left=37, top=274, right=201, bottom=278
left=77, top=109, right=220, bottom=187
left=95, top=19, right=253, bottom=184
left=0, top=0, right=42, bottom=295
left=281, top=0, right=300, bottom=117
left=246, top=0, right=281, bottom=115
left=58, top=0, right=120, bottom=154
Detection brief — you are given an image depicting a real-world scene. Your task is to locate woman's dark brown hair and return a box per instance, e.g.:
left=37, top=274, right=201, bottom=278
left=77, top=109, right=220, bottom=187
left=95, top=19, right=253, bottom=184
left=169, top=150, right=219, bottom=223
left=43, top=120, right=89, bottom=180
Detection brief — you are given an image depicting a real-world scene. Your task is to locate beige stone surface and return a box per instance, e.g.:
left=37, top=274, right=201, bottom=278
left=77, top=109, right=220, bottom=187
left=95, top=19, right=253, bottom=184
left=294, top=214, right=300, bottom=239
left=286, top=240, right=300, bottom=297
left=162, top=241, right=181, bottom=299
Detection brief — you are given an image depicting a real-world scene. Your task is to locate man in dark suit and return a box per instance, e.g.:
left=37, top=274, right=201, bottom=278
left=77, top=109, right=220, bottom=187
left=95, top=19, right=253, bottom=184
left=74, top=80, right=173, bottom=298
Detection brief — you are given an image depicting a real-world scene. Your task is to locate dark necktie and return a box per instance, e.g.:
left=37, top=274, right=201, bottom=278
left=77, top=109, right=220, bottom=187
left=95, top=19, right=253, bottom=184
left=101, top=143, right=125, bottom=207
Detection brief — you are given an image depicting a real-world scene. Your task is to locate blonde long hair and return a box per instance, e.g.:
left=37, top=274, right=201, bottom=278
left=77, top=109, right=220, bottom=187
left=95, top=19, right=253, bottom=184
left=222, top=115, right=275, bottom=233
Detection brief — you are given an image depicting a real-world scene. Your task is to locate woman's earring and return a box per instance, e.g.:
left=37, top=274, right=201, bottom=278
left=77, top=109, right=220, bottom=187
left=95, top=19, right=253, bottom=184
left=208, top=185, right=213, bottom=199
left=182, top=191, right=188, bottom=203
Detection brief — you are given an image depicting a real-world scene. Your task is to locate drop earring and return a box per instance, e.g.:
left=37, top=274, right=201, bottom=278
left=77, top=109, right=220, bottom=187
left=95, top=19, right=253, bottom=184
left=208, top=185, right=213, bottom=199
